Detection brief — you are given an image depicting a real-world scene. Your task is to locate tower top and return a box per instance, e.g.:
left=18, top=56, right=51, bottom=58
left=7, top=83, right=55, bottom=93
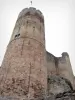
left=18, top=7, right=44, bottom=22
left=62, top=52, right=69, bottom=58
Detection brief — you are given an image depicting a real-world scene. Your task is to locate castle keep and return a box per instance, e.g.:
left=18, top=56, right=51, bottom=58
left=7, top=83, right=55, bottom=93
left=0, top=7, right=75, bottom=100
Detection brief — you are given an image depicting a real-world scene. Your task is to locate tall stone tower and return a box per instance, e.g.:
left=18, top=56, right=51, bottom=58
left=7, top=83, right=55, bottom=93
left=0, top=7, right=47, bottom=99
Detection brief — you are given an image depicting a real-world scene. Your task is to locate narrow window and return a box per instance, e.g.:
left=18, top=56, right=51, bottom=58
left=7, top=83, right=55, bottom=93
left=15, top=34, right=20, bottom=38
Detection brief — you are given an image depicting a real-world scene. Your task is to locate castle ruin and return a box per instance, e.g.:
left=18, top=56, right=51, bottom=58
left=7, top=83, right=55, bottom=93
left=0, top=7, right=75, bottom=100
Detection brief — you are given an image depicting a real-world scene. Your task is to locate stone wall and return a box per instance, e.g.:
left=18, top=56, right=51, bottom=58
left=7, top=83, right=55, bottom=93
left=46, top=52, right=57, bottom=76
left=46, top=51, right=74, bottom=88
left=57, top=52, right=74, bottom=87
left=0, top=7, right=47, bottom=99
left=73, top=77, right=75, bottom=90
left=0, top=7, right=75, bottom=100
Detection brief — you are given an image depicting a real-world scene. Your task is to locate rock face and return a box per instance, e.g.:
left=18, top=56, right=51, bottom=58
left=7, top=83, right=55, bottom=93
left=54, top=91, right=75, bottom=100
left=47, top=75, right=75, bottom=100
left=47, top=90, right=75, bottom=100
left=47, top=76, right=73, bottom=96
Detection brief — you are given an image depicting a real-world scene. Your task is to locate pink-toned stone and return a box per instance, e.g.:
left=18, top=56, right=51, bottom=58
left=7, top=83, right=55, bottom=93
left=0, top=7, right=47, bottom=99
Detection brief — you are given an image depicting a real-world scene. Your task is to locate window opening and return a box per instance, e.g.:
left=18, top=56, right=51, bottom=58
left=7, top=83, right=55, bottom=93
left=15, top=34, right=20, bottom=38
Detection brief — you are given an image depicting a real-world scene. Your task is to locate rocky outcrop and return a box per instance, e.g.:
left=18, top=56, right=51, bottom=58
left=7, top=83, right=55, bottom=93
left=47, top=75, right=73, bottom=96
left=46, top=75, right=75, bottom=100
left=47, top=90, right=75, bottom=100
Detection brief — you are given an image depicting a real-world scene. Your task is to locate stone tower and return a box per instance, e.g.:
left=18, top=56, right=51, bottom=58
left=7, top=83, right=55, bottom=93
left=0, top=7, right=47, bottom=99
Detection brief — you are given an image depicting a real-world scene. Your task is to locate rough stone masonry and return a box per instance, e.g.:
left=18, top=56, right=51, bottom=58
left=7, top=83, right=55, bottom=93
left=0, top=7, right=75, bottom=100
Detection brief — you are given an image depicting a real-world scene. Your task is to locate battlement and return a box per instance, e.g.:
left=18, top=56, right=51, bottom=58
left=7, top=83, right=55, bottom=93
left=46, top=51, right=69, bottom=64
left=18, top=7, right=44, bottom=23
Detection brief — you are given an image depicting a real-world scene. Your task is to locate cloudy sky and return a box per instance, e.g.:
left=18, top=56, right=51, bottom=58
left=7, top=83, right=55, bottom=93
left=0, top=0, right=75, bottom=75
